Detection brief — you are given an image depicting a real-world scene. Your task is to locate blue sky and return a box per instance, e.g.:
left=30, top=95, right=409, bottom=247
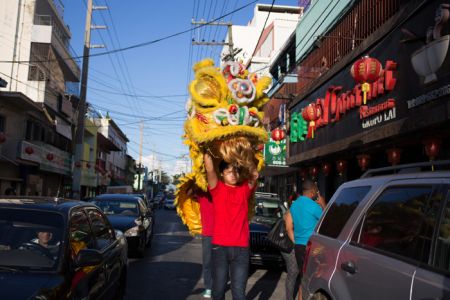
left=63, top=0, right=298, bottom=172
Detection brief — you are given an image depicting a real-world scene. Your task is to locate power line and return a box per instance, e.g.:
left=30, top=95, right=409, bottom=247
left=0, top=0, right=258, bottom=64
left=248, top=0, right=276, bottom=65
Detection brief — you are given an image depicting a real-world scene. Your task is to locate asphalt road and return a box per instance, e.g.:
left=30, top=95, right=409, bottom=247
left=124, top=208, right=287, bottom=300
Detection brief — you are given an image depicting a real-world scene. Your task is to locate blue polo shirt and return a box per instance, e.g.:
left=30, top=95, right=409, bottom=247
left=290, top=196, right=323, bottom=245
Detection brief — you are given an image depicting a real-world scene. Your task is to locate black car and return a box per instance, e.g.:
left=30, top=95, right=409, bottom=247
left=92, top=194, right=153, bottom=257
left=249, top=192, right=286, bottom=267
left=0, top=197, right=128, bottom=300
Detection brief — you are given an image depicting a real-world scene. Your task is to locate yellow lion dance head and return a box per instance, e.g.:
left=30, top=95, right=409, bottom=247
left=176, top=58, right=271, bottom=235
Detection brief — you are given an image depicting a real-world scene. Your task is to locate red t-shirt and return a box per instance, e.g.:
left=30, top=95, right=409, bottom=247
left=209, top=180, right=254, bottom=247
left=198, top=191, right=214, bottom=236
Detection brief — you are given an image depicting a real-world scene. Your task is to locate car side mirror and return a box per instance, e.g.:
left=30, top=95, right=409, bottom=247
left=75, top=249, right=103, bottom=268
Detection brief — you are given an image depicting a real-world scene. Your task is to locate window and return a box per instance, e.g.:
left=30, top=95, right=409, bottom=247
left=69, top=210, right=95, bottom=254
left=87, top=209, right=115, bottom=250
left=352, top=186, right=435, bottom=263
left=433, top=189, right=450, bottom=272
left=318, top=186, right=371, bottom=238
left=28, top=65, right=46, bottom=81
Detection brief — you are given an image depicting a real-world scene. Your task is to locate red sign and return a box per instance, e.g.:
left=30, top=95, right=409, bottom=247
left=359, top=99, right=396, bottom=119
left=312, top=60, right=398, bottom=127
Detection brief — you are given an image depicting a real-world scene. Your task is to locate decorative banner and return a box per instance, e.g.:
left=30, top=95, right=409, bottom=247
left=264, top=132, right=286, bottom=166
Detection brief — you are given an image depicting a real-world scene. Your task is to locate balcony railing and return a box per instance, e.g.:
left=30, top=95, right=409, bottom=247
left=295, top=0, right=409, bottom=98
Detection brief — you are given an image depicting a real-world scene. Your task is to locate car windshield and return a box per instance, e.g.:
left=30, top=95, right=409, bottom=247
left=0, top=208, right=64, bottom=271
left=254, top=198, right=284, bottom=222
left=93, top=200, right=139, bottom=216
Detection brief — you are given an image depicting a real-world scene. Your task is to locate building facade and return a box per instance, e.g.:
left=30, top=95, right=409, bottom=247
left=287, top=0, right=450, bottom=198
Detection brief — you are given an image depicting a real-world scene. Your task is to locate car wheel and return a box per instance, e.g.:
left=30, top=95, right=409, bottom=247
left=136, top=236, right=146, bottom=258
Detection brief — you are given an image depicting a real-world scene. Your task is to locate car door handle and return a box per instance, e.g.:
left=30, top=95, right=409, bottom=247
left=341, top=261, right=357, bottom=274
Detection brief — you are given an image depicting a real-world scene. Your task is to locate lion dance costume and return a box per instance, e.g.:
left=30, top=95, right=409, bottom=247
left=175, top=58, right=272, bottom=235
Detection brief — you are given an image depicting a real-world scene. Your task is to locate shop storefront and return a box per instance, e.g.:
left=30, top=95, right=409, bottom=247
left=288, top=0, right=450, bottom=198
left=18, top=140, right=72, bottom=196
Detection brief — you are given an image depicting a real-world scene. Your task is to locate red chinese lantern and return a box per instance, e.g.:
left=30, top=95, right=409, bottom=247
left=321, top=162, right=331, bottom=176
left=299, top=168, right=308, bottom=181
left=25, top=146, right=34, bottom=155
left=357, top=154, right=371, bottom=171
left=46, top=153, right=54, bottom=161
left=423, top=138, right=441, bottom=161
left=302, top=103, right=321, bottom=138
left=350, top=55, right=383, bottom=105
left=386, top=148, right=402, bottom=166
left=0, top=132, right=6, bottom=144
left=75, top=161, right=82, bottom=168
left=336, top=160, right=347, bottom=176
left=271, top=128, right=286, bottom=142
left=309, top=166, right=319, bottom=179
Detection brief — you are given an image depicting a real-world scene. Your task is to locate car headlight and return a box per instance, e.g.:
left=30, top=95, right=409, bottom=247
left=124, top=226, right=140, bottom=237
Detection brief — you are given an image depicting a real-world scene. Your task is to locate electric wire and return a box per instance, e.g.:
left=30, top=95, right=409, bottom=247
left=0, top=0, right=259, bottom=64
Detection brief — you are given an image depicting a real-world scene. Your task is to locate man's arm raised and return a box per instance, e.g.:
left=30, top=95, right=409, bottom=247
left=204, top=152, right=218, bottom=189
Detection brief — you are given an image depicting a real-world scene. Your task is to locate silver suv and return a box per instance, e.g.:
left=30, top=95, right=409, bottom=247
left=302, top=162, right=450, bottom=300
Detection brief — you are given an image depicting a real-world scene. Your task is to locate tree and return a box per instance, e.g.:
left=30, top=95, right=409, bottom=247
left=172, top=173, right=184, bottom=185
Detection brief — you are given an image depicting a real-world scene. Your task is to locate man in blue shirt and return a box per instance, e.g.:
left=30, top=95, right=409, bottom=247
left=285, top=179, right=326, bottom=298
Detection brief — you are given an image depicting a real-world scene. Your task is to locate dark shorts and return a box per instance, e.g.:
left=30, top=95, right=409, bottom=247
left=294, top=244, right=307, bottom=276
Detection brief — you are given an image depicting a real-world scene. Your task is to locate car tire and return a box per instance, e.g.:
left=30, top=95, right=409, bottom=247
left=136, top=235, right=146, bottom=258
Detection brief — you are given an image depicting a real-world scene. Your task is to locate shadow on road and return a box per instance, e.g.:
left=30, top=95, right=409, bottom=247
left=125, top=261, right=203, bottom=300
left=148, top=234, right=194, bottom=257
left=246, top=267, right=283, bottom=300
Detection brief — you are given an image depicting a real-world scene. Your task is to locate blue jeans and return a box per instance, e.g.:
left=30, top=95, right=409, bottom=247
left=212, top=245, right=249, bottom=300
left=202, top=235, right=213, bottom=290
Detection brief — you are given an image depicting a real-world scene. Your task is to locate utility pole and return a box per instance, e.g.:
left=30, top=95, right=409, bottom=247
left=191, top=20, right=241, bottom=62
left=72, top=0, right=107, bottom=199
left=137, top=121, right=143, bottom=191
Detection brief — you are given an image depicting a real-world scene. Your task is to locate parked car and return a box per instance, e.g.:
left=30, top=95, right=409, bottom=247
left=92, top=194, right=153, bottom=258
left=301, top=162, right=450, bottom=300
left=0, top=197, right=128, bottom=300
left=249, top=192, right=287, bottom=267
left=164, top=198, right=176, bottom=210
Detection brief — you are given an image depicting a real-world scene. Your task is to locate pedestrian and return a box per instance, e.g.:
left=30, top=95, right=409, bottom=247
left=281, top=192, right=300, bottom=300
left=285, top=179, right=326, bottom=300
left=192, top=187, right=214, bottom=299
left=204, top=152, right=258, bottom=300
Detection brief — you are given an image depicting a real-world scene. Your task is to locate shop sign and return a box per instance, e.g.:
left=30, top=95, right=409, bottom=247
left=19, top=141, right=42, bottom=163
left=264, top=134, right=286, bottom=166
left=406, top=84, right=450, bottom=109
left=313, top=60, right=397, bottom=126
left=39, top=143, right=71, bottom=176
left=362, top=107, right=396, bottom=129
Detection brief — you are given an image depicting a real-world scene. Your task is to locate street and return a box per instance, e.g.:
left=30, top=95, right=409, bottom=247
left=125, top=209, right=287, bottom=300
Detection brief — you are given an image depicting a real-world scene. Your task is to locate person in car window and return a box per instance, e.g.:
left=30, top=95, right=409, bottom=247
left=204, top=152, right=258, bottom=300
left=285, top=179, right=326, bottom=300
left=32, top=231, right=54, bottom=247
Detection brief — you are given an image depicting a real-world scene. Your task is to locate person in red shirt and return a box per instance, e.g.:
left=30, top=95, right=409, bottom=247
left=196, top=189, right=214, bottom=298
left=204, top=152, right=258, bottom=300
